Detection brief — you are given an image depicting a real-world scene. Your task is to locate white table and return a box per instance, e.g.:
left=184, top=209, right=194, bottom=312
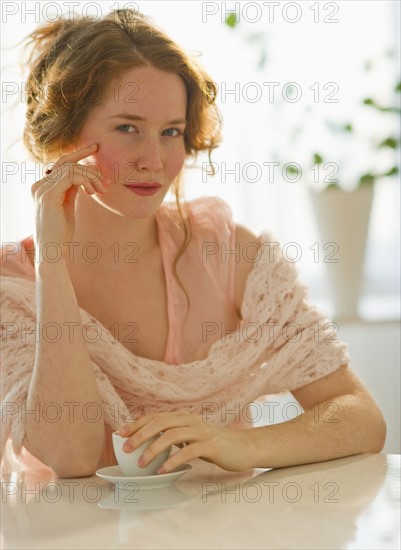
left=1, top=454, right=400, bottom=549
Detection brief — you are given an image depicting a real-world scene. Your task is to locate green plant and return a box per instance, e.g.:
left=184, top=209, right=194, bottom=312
left=312, top=81, right=400, bottom=191
left=224, top=15, right=400, bottom=192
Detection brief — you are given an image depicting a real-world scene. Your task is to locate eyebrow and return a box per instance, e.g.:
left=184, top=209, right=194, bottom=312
left=109, top=114, right=186, bottom=125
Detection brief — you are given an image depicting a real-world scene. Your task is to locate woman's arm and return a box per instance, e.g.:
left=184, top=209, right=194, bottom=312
left=116, top=364, right=386, bottom=474
left=23, top=146, right=108, bottom=478
left=233, top=223, right=386, bottom=467
left=247, top=363, right=386, bottom=468
left=23, top=257, right=105, bottom=477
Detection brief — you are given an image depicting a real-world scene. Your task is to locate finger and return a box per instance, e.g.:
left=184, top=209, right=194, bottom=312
left=117, top=420, right=140, bottom=437
left=81, top=181, right=97, bottom=194
left=50, top=143, right=99, bottom=172
left=123, top=414, right=198, bottom=451
left=118, top=414, right=158, bottom=437
left=63, top=182, right=80, bottom=209
left=32, top=164, right=106, bottom=198
left=41, top=165, right=109, bottom=197
left=157, top=441, right=206, bottom=474
left=82, top=167, right=106, bottom=184
left=118, top=411, right=194, bottom=439
left=54, top=163, right=107, bottom=187
left=128, top=412, right=192, bottom=440
left=35, top=172, right=93, bottom=198
left=36, top=171, right=104, bottom=202
left=130, top=410, right=191, bottom=438
left=68, top=164, right=111, bottom=192
left=137, top=428, right=195, bottom=467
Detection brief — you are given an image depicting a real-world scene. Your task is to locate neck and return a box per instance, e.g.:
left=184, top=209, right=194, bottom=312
left=71, top=189, right=159, bottom=265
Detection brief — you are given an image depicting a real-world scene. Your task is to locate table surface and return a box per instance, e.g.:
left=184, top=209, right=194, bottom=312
left=1, top=453, right=400, bottom=549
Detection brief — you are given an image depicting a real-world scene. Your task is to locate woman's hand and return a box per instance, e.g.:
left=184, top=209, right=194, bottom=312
left=31, top=143, right=110, bottom=259
left=117, top=411, right=255, bottom=474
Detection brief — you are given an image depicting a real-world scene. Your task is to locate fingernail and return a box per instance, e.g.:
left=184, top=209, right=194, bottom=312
left=123, top=443, right=133, bottom=452
left=157, top=468, right=165, bottom=475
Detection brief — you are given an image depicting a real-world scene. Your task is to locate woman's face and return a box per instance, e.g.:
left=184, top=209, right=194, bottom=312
left=74, top=65, right=187, bottom=217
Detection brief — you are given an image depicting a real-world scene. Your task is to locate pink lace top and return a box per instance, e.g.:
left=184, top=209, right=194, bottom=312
left=0, top=196, right=350, bottom=474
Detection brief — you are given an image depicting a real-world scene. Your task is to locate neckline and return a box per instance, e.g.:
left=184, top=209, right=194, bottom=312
left=155, top=206, right=176, bottom=363
left=19, top=204, right=178, bottom=364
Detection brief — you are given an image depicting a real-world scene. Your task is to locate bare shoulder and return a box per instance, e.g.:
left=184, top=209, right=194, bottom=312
left=234, top=223, right=262, bottom=315
left=0, top=241, right=35, bottom=279
left=0, top=243, right=21, bottom=277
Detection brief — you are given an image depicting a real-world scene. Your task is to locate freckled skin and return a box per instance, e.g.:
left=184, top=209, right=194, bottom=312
left=74, top=65, right=187, bottom=219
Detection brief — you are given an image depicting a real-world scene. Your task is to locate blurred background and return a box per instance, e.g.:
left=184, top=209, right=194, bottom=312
left=1, top=1, right=400, bottom=452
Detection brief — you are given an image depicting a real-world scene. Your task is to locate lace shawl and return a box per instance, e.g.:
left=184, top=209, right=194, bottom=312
left=1, top=231, right=350, bottom=472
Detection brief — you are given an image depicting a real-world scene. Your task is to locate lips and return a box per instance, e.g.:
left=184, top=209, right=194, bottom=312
left=124, top=183, right=162, bottom=196
left=124, top=182, right=161, bottom=189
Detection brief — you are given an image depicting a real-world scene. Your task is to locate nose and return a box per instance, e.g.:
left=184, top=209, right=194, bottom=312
left=134, top=137, right=163, bottom=172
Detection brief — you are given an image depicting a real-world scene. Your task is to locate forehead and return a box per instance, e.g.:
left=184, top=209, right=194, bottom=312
left=100, top=65, right=187, bottom=118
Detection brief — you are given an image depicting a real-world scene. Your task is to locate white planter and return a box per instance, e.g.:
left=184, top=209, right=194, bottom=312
left=309, top=185, right=374, bottom=320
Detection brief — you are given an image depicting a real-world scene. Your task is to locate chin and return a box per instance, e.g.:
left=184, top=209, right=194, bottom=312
left=92, top=195, right=162, bottom=218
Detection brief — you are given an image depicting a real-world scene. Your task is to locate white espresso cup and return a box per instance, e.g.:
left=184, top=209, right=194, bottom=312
left=112, top=431, right=171, bottom=477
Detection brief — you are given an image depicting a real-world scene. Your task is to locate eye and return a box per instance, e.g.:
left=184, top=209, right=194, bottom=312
left=117, top=124, right=136, bottom=133
left=162, top=128, right=184, bottom=137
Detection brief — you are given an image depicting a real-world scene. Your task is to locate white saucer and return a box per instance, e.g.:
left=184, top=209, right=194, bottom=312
left=96, top=463, right=191, bottom=490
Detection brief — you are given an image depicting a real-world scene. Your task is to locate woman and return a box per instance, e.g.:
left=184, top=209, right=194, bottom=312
left=0, top=9, right=386, bottom=477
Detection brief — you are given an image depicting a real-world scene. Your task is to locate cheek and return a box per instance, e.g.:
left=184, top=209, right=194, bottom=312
left=84, top=147, right=120, bottom=181
left=166, top=149, right=186, bottom=177
left=82, top=143, right=186, bottom=182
